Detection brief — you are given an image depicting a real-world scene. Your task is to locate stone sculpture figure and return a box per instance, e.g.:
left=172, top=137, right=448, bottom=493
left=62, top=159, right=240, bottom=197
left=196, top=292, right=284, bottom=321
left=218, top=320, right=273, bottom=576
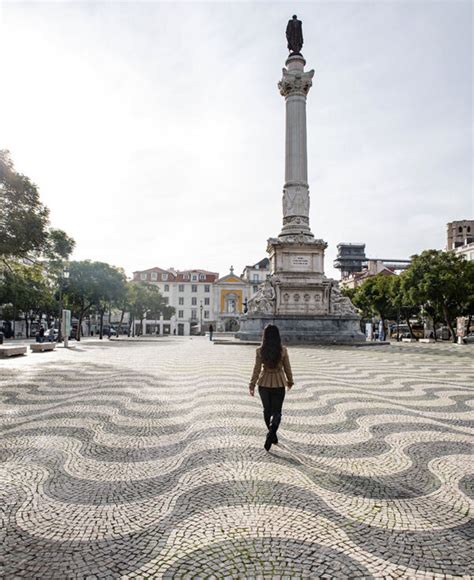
left=286, top=15, right=303, bottom=54
left=247, top=279, right=276, bottom=315
left=330, top=284, right=358, bottom=316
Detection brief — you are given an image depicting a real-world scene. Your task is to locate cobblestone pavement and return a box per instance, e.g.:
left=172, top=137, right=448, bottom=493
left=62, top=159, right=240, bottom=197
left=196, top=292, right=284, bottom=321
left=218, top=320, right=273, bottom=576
left=1, top=338, right=473, bottom=579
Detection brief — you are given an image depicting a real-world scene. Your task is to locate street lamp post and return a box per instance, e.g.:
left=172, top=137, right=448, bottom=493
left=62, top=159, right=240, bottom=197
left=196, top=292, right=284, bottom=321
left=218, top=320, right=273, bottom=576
left=397, top=307, right=401, bottom=342
left=200, top=301, right=203, bottom=335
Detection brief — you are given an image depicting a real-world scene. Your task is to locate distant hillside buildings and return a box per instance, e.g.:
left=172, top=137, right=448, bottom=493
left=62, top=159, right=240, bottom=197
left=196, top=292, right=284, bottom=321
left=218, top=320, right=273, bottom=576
left=334, top=243, right=410, bottom=289
left=336, top=220, right=474, bottom=290
left=447, top=220, right=474, bottom=262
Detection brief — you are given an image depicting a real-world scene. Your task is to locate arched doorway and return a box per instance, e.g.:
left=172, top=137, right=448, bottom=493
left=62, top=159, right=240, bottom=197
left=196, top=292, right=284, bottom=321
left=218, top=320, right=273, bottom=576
left=225, top=318, right=240, bottom=332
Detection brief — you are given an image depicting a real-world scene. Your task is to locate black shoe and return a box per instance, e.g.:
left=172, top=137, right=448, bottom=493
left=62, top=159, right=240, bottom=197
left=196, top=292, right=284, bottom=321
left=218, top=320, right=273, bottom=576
left=264, top=432, right=272, bottom=451
left=271, top=433, right=278, bottom=445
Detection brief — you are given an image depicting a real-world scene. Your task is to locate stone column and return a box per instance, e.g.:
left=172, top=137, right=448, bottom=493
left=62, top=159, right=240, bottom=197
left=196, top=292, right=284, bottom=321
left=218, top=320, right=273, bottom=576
left=278, top=54, right=315, bottom=239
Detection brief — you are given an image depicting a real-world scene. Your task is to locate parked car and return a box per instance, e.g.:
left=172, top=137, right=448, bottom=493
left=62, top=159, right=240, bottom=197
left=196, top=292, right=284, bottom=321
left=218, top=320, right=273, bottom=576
left=463, top=333, right=474, bottom=344
left=438, top=326, right=452, bottom=341
left=390, top=324, right=424, bottom=339
left=101, top=327, right=117, bottom=336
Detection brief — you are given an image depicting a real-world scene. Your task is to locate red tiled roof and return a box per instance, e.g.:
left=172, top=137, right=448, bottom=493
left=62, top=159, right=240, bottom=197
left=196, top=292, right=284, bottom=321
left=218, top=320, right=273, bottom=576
left=132, top=267, right=218, bottom=283
left=175, top=269, right=219, bottom=282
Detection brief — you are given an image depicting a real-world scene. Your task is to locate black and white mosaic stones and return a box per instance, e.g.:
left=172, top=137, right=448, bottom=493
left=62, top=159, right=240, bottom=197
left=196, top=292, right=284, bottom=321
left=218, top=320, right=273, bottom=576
left=1, top=338, right=473, bottom=579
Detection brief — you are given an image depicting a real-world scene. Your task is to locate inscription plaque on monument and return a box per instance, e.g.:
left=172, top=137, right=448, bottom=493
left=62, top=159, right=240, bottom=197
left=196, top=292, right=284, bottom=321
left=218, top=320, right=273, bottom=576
left=290, top=255, right=310, bottom=268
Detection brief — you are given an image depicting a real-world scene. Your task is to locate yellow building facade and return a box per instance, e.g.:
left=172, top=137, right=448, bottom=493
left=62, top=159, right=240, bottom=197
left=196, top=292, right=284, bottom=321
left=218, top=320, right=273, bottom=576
left=214, top=267, right=249, bottom=332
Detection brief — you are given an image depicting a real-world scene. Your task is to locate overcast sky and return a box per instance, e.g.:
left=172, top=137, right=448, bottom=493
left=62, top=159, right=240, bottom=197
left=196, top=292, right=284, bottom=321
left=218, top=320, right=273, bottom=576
left=1, top=1, right=472, bottom=279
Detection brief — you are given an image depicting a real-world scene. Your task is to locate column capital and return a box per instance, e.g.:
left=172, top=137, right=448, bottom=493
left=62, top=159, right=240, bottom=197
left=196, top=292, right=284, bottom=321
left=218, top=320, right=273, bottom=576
left=278, top=67, right=314, bottom=98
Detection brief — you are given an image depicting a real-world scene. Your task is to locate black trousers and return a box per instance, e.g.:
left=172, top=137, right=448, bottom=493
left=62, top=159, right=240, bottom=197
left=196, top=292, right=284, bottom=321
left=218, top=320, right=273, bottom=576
left=258, top=386, right=286, bottom=433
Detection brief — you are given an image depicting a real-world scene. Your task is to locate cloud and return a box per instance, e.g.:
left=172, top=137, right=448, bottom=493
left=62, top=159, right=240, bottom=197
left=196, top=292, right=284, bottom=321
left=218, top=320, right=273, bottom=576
left=0, top=1, right=471, bottom=279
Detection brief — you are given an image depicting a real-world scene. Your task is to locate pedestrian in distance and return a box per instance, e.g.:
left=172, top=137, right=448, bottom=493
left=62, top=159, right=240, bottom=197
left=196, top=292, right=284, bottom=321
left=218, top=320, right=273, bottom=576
left=248, top=324, right=294, bottom=451
left=37, top=326, right=45, bottom=343
left=209, top=324, right=214, bottom=341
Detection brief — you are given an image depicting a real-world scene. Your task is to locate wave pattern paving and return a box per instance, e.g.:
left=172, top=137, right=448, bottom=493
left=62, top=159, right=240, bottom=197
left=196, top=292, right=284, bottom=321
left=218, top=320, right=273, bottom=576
left=1, top=338, right=473, bottom=579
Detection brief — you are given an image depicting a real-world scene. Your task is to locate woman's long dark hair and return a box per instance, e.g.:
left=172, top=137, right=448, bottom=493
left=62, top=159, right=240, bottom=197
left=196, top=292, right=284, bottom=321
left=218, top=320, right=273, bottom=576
left=261, top=324, right=282, bottom=368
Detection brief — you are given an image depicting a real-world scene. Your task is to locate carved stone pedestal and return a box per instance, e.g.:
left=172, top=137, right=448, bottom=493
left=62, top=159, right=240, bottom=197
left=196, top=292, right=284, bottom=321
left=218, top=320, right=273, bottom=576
left=236, top=238, right=365, bottom=344
left=236, top=314, right=365, bottom=344
left=268, top=236, right=328, bottom=316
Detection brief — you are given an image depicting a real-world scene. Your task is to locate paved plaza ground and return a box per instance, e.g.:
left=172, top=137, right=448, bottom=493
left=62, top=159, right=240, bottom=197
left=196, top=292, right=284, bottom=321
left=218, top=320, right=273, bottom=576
left=0, top=338, right=473, bottom=579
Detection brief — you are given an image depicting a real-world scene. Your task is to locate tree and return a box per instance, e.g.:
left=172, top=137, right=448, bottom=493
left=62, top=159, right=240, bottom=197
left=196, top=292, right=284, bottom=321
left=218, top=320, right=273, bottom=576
left=93, top=264, right=127, bottom=339
left=390, top=275, right=420, bottom=339
left=461, top=260, right=474, bottom=333
left=116, top=281, right=135, bottom=336
left=0, top=262, right=54, bottom=337
left=401, top=250, right=471, bottom=342
left=64, top=261, right=119, bottom=341
left=0, top=151, right=75, bottom=269
left=352, top=274, right=398, bottom=335
left=145, top=285, right=175, bottom=332
left=128, top=282, right=174, bottom=335
left=0, top=150, right=49, bottom=263
left=44, top=229, right=76, bottom=263
left=64, top=261, right=129, bottom=340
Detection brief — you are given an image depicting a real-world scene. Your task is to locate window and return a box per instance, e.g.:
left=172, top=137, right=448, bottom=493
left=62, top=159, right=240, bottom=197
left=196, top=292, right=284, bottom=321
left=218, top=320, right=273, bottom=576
left=191, top=297, right=197, bottom=306
left=253, top=274, right=259, bottom=282
left=255, top=265, right=259, bottom=270
left=191, top=284, right=197, bottom=292
left=151, top=272, right=157, bottom=281
left=178, top=310, right=184, bottom=319
left=179, top=297, right=184, bottom=305
left=199, top=274, right=205, bottom=280
left=204, top=285, right=210, bottom=293
left=164, top=284, right=169, bottom=292
left=163, top=297, right=169, bottom=304
left=184, top=274, right=190, bottom=280
left=162, top=273, right=168, bottom=281
left=204, top=297, right=210, bottom=305
left=178, top=284, right=184, bottom=292
left=459, top=227, right=463, bottom=233
left=140, top=273, right=147, bottom=281
left=204, top=310, right=209, bottom=319
left=191, top=309, right=197, bottom=320
left=192, top=274, right=197, bottom=281
left=468, top=226, right=471, bottom=233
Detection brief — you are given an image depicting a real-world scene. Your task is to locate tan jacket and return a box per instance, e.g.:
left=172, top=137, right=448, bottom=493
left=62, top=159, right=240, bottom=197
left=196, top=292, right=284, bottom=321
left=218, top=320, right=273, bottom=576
left=249, top=346, right=294, bottom=389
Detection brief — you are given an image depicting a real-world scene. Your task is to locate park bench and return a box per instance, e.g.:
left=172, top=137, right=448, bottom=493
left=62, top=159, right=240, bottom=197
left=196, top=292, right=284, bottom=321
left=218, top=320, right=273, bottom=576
left=30, top=343, right=56, bottom=353
left=0, top=345, right=28, bottom=358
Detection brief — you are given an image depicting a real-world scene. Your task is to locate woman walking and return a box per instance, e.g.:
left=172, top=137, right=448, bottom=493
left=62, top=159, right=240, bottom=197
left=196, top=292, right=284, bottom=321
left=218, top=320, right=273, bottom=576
left=248, top=324, right=294, bottom=451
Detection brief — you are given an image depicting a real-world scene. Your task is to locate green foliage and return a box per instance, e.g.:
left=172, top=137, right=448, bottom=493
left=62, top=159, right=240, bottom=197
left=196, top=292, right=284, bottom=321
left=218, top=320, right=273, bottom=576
left=340, top=287, right=356, bottom=302
left=352, top=274, right=398, bottom=321
left=460, top=260, right=474, bottom=318
left=0, top=262, right=55, bottom=330
left=44, top=229, right=76, bottom=263
left=65, top=261, right=127, bottom=339
left=0, top=151, right=75, bottom=268
left=401, top=250, right=472, bottom=340
left=390, top=275, right=420, bottom=319
left=129, top=282, right=175, bottom=331
left=0, top=150, right=50, bottom=261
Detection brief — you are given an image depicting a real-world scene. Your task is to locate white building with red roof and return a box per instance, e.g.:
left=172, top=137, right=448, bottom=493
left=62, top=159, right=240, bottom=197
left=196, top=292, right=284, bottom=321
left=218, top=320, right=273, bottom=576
left=132, top=266, right=219, bottom=335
